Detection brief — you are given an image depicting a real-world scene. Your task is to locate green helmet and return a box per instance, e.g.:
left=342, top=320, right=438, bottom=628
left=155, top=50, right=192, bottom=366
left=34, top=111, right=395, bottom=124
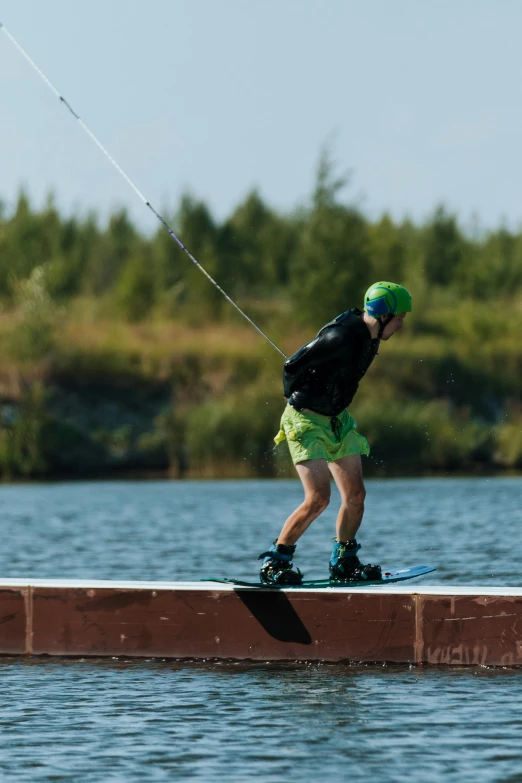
left=363, top=281, right=412, bottom=318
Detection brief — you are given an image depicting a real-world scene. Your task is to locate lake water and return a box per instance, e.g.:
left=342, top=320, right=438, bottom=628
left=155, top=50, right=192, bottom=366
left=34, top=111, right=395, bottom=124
left=0, top=477, right=521, bottom=782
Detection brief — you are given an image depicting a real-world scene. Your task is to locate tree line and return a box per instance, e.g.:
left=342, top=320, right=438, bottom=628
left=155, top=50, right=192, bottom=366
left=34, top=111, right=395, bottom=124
left=1, top=155, right=521, bottom=327
left=0, top=153, right=521, bottom=478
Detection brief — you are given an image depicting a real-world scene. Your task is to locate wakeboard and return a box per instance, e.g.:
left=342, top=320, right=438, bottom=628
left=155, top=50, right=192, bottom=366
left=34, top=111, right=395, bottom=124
left=204, top=564, right=436, bottom=589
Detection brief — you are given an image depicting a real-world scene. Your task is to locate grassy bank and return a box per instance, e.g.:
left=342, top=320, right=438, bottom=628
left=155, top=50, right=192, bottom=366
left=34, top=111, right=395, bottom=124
left=0, top=294, right=520, bottom=479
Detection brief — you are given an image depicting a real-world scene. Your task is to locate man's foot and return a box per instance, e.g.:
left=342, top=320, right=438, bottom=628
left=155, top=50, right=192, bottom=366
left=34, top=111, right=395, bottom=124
left=259, top=542, right=303, bottom=585
left=329, top=539, right=382, bottom=582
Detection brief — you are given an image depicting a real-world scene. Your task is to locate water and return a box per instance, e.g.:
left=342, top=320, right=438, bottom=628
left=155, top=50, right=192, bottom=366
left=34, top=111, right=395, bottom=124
left=0, top=476, right=521, bottom=782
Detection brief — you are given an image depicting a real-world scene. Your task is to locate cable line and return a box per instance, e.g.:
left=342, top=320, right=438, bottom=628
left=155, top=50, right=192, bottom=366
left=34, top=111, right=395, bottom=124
left=0, top=21, right=287, bottom=359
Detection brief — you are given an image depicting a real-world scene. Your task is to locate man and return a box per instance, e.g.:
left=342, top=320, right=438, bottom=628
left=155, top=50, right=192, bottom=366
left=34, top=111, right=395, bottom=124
left=259, top=281, right=412, bottom=585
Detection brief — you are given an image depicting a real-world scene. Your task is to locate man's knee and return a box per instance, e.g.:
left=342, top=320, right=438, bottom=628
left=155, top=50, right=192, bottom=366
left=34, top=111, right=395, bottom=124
left=306, top=487, right=331, bottom=515
left=347, top=483, right=366, bottom=506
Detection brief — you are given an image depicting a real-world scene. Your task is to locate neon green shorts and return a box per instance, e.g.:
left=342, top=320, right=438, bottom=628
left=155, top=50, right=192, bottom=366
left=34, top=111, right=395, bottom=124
left=274, top=405, right=370, bottom=465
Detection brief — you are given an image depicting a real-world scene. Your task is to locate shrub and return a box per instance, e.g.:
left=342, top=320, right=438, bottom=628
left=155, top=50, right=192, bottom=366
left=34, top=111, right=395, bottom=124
left=5, top=266, right=58, bottom=361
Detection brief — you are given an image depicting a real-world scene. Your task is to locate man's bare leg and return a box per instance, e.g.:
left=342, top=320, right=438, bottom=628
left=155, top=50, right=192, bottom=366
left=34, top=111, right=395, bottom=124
left=276, top=459, right=331, bottom=546
left=328, top=455, right=366, bottom=542
left=327, top=454, right=380, bottom=580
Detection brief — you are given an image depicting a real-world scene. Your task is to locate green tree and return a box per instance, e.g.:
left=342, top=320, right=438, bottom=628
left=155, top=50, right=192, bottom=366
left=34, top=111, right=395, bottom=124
left=0, top=191, right=62, bottom=299
left=46, top=213, right=100, bottom=299
left=83, top=209, right=140, bottom=294
left=457, top=227, right=522, bottom=299
left=116, top=254, right=157, bottom=322
left=174, top=195, right=223, bottom=316
left=367, top=214, right=407, bottom=282
left=290, top=150, right=370, bottom=327
left=223, top=190, right=298, bottom=294
left=423, top=205, right=466, bottom=287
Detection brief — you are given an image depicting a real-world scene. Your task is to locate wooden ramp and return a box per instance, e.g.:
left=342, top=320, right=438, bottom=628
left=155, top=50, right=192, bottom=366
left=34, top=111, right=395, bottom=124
left=1, top=578, right=521, bottom=666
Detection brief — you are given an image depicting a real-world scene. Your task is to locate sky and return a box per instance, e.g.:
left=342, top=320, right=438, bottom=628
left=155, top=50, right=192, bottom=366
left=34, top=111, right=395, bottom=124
left=1, top=0, right=521, bottom=233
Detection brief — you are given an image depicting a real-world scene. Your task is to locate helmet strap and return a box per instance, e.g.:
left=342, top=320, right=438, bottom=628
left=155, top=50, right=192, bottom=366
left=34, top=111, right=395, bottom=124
left=377, top=313, right=394, bottom=338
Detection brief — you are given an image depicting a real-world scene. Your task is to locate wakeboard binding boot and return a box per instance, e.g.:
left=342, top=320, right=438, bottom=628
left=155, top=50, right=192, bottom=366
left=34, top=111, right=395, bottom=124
left=329, top=539, right=382, bottom=582
left=259, top=542, right=303, bottom=586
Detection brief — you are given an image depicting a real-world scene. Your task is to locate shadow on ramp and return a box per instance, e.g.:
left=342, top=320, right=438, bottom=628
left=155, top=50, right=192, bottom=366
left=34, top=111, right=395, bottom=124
left=235, top=589, right=312, bottom=645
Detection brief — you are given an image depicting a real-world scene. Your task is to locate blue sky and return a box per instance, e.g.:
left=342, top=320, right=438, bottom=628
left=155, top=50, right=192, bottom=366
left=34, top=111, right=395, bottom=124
left=1, top=0, right=521, bottom=232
